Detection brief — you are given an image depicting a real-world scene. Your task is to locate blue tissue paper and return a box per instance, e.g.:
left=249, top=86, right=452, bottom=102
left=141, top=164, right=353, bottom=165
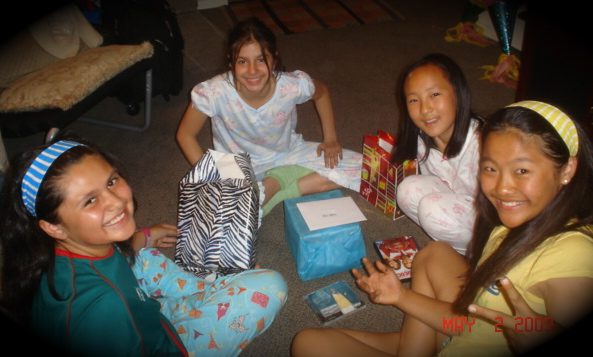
left=284, top=190, right=366, bottom=281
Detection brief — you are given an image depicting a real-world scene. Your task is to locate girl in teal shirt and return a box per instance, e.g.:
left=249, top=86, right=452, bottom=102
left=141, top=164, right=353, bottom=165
left=1, top=138, right=287, bottom=356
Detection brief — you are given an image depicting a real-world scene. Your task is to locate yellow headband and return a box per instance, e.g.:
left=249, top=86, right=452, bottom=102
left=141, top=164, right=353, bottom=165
left=507, top=100, right=579, bottom=156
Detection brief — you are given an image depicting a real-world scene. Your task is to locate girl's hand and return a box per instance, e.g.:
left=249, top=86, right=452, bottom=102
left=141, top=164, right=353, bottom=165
left=144, top=223, right=178, bottom=248
left=352, top=257, right=404, bottom=306
left=316, top=140, right=343, bottom=169
left=468, top=277, right=558, bottom=355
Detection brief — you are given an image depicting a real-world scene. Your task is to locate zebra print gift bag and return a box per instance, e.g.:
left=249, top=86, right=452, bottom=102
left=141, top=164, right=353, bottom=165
left=175, top=150, right=260, bottom=278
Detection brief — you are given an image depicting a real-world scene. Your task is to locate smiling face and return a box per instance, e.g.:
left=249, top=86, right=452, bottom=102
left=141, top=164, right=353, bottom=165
left=44, top=155, right=136, bottom=256
left=479, top=129, right=574, bottom=228
left=233, top=40, right=275, bottom=97
left=404, top=64, right=458, bottom=152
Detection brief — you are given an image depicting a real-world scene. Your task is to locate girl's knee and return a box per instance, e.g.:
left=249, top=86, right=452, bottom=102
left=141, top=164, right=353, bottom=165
left=292, top=328, right=324, bottom=357
left=397, top=176, right=433, bottom=212
left=236, top=269, right=288, bottom=307
left=396, top=176, right=415, bottom=201
left=412, top=241, right=457, bottom=270
left=416, top=193, right=444, bottom=217
left=414, top=196, right=444, bottom=235
left=254, top=269, right=287, bottom=290
left=299, top=173, right=339, bottom=194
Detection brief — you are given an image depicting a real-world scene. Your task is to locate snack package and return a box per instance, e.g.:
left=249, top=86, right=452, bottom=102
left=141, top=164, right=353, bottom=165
left=374, top=235, right=419, bottom=281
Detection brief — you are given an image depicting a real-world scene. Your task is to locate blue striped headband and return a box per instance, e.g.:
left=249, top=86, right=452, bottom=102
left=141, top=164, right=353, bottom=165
left=21, top=140, right=85, bottom=217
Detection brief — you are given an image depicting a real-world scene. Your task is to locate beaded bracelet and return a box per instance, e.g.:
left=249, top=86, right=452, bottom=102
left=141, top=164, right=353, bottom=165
left=140, top=227, right=151, bottom=248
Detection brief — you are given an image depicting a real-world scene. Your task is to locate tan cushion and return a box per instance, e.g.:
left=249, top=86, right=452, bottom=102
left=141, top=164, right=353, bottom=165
left=0, top=31, right=59, bottom=88
left=0, top=42, right=153, bottom=112
left=0, top=4, right=103, bottom=88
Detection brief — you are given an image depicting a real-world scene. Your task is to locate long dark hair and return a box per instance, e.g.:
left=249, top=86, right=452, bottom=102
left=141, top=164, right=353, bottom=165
left=225, top=17, right=283, bottom=86
left=453, top=106, right=593, bottom=313
left=393, top=53, right=482, bottom=163
left=0, top=137, right=135, bottom=323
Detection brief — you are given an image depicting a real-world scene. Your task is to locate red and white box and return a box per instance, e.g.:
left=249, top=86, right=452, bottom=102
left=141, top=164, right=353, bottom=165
left=359, top=130, right=417, bottom=219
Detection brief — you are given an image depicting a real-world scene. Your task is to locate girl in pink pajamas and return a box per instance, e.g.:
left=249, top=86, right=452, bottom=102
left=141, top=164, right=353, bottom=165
left=392, top=53, right=484, bottom=255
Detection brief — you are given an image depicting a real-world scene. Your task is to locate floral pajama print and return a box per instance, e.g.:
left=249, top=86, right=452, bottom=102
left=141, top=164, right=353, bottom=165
left=132, top=249, right=288, bottom=357
left=397, top=175, right=475, bottom=255
left=191, top=70, right=362, bottom=192
left=396, top=120, right=481, bottom=255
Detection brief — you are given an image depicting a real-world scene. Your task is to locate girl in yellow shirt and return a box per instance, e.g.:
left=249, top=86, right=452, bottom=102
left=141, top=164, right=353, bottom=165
left=292, top=101, right=593, bottom=356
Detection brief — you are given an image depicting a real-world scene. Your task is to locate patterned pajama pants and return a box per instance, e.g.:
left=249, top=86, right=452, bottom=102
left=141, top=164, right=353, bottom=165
left=132, top=249, right=288, bottom=357
left=396, top=175, right=475, bottom=255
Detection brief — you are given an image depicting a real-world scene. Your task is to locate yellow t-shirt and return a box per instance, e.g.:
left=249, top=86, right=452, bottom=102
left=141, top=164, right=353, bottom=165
left=440, top=226, right=593, bottom=357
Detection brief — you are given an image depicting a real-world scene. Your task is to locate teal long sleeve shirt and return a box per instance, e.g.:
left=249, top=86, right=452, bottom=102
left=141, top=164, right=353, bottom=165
left=31, top=247, right=187, bottom=356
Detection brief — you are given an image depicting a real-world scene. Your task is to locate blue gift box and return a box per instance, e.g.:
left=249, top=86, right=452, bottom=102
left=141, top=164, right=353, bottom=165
left=284, top=190, right=366, bottom=281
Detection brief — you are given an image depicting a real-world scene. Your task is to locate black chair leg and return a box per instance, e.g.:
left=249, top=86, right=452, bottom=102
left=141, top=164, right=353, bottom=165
left=79, top=69, right=153, bottom=132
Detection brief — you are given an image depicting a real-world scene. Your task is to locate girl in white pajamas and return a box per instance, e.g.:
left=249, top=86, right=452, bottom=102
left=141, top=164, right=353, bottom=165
left=392, top=53, right=483, bottom=255
left=176, top=18, right=361, bottom=217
